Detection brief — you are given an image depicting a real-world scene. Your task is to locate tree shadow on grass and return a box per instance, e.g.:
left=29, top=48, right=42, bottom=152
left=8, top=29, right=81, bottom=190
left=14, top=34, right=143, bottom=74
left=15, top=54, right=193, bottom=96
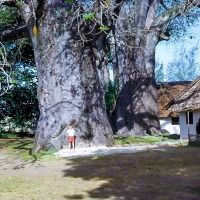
left=62, top=146, right=200, bottom=200
left=163, top=134, right=180, bottom=140
left=0, top=138, right=40, bottom=169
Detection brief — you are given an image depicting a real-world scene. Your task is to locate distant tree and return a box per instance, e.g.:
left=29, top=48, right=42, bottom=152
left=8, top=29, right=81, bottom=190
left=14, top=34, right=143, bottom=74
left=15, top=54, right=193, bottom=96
left=0, top=39, right=39, bottom=130
left=104, top=80, right=118, bottom=113
left=155, top=60, right=165, bottom=82
left=0, top=6, right=25, bottom=95
left=166, top=43, right=199, bottom=81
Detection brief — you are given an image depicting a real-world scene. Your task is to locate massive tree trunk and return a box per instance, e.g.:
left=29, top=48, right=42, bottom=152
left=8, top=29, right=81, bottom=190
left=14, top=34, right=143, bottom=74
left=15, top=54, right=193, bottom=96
left=34, top=4, right=114, bottom=151
left=111, top=0, right=161, bottom=136
left=113, top=34, right=161, bottom=135
left=13, top=1, right=114, bottom=151
left=111, top=0, right=200, bottom=136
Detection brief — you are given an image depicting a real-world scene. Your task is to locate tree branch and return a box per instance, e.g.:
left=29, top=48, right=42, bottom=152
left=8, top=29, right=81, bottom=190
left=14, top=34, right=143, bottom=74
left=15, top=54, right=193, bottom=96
left=0, top=0, right=30, bottom=7
left=145, top=0, right=161, bottom=29
left=160, top=0, right=169, bottom=10
left=189, top=0, right=200, bottom=7
left=153, top=0, right=200, bottom=28
left=0, top=0, right=16, bottom=7
left=0, top=25, right=29, bottom=42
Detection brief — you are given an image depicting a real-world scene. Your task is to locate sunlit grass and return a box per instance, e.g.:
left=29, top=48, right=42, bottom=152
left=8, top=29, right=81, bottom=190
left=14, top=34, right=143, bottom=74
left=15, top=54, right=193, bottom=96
left=0, top=132, right=22, bottom=139
left=0, top=138, right=60, bottom=162
left=0, top=132, right=183, bottom=161
left=0, top=137, right=200, bottom=199
left=114, top=134, right=179, bottom=145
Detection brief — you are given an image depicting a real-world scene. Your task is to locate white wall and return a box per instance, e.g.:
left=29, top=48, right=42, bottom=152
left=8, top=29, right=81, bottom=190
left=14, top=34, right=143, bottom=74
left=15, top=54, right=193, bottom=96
left=179, top=110, right=200, bottom=139
left=159, top=118, right=180, bottom=135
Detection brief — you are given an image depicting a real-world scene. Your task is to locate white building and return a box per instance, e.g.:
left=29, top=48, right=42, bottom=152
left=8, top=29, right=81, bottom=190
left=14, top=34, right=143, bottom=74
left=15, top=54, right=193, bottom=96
left=157, top=82, right=191, bottom=135
left=166, top=76, right=200, bottom=139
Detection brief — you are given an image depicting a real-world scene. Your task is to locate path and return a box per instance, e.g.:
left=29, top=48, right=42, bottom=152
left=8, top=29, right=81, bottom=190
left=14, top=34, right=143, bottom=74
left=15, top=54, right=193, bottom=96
left=54, top=141, right=182, bottom=159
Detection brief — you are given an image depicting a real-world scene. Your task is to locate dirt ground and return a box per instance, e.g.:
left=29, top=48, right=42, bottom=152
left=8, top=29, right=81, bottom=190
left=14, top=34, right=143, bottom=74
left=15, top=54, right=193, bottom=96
left=0, top=142, right=200, bottom=200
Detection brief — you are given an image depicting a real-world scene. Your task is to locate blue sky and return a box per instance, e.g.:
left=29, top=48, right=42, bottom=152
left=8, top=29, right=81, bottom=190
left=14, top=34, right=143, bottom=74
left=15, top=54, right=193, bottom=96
left=156, top=23, right=200, bottom=66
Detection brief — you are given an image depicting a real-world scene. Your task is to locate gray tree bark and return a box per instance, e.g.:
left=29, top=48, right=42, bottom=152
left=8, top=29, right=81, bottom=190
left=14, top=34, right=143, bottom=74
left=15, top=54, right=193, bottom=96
left=7, top=1, right=114, bottom=151
left=111, top=0, right=163, bottom=136
left=34, top=5, right=114, bottom=151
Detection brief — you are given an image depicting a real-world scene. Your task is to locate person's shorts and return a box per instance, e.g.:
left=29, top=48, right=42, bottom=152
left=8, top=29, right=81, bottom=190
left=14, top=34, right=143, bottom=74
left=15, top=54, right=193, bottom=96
left=68, top=136, right=75, bottom=143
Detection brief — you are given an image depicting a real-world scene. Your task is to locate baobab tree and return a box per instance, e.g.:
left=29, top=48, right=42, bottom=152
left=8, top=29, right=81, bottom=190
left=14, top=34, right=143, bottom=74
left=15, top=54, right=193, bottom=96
left=0, top=0, right=118, bottom=151
left=110, top=0, right=200, bottom=136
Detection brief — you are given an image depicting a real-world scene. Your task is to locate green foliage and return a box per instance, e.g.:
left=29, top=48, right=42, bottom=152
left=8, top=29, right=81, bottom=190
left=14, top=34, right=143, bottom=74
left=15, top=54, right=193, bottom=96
left=99, top=25, right=109, bottom=32
left=0, top=6, right=23, bottom=30
left=0, top=5, right=38, bottom=130
left=83, top=12, right=95, bottom=21
left=0, top=84, right=39, bottom=128
left=0, top=132, right=20, bottom=139
left=104, top=81, right=118, bottom=112
left=65, top=0, right=74, bottom=3
left=15, top=1, right=25, bottom=6
left=0, top=39, right=39, bottom=129
left=55, top=7, right=61, bottom=13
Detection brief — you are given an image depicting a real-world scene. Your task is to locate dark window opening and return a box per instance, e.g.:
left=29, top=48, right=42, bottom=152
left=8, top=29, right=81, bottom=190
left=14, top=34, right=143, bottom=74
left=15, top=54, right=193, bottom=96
left=171, top=117, right=179, bottom=125
left=186, top=112, right=193, bottom=124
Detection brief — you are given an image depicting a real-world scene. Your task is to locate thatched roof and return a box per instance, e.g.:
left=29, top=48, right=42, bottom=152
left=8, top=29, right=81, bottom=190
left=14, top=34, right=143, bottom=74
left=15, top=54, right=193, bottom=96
left=166, top=76, right=200, bottom=112
left=157, top=82, right=191, bottom=117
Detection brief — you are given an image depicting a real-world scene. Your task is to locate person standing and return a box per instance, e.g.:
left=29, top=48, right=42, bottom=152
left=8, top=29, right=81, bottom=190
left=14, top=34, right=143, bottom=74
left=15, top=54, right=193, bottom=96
left=67, top=124, right=76, bottom=150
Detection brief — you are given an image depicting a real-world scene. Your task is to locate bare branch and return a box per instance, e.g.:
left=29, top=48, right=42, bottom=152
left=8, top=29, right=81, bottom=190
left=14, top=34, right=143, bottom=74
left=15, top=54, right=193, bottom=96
left=153, top=0, right=200, bottom=28
left=0, top=25, right=29, bottom=42
left=0, top=0, right=16, bottom=7
left=160, top=0, right=169, bottom=10
left=189, top=0, right=200, bottom=7
left=0, top=42, right=11, bottom=96
left=145, top=0, right=161, bottom=29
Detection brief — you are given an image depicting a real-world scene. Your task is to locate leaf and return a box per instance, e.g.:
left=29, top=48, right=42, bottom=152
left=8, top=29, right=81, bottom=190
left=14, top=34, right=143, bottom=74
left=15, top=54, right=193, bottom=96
left=56, top=7, right=61, bottom=13
left=83, top=12, right=95, bottom=21
left=65, top=0, right=74, bottom=3
left=99, top=26, right=109, bottom=31
left=9, top=80, right=17, bottom=85
left=15, top=1, right=25, bottom=6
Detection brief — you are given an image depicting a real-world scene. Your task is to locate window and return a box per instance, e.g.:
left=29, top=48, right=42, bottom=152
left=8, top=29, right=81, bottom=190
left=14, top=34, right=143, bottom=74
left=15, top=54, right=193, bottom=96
left=171, top=117, right=179, bottom=125
left=186, top=112, right=193, bottom=124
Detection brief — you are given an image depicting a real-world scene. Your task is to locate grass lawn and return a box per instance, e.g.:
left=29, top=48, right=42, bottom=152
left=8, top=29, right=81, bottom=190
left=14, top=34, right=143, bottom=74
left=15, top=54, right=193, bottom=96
left=0, top=136, right=200, bottom=200
left=114, top=134, right=180, bottom=145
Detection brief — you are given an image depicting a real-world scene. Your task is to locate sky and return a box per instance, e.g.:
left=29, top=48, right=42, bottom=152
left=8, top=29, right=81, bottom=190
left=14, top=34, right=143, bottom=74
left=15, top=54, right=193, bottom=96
left=155, top=23, right=200, bottom=79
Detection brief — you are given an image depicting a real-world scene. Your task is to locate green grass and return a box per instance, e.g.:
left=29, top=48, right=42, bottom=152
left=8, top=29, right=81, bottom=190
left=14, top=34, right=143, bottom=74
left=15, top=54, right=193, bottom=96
left=0, top=138, right=59, bottom=162
left=0, top=132, right=22, bottom=139
left=0, top=133, right=182, bottom=161
left=114, top=134, right=180, bottom=145
left=1, top=146, right=200, bottom=200
left=1, top=135, right=200, bottom=200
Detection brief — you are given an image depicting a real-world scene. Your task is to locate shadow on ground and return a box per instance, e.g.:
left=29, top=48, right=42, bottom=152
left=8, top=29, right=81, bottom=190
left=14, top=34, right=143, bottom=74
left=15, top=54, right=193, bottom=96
left=0, top=138, right=38, bottom=169
left=62, top=146, right=200, bottom=200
